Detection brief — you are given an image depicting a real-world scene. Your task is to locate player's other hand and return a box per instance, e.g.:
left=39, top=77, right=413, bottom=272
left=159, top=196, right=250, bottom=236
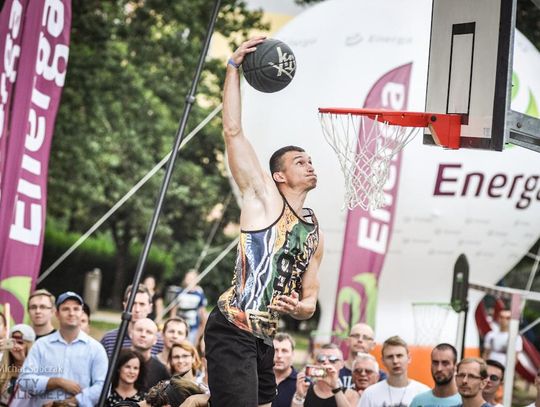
left=268, top=291, right=300, bottom=315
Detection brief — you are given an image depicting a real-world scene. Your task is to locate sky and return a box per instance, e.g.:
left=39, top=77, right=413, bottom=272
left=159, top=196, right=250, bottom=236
left=246, top=0, right=308, bottom=16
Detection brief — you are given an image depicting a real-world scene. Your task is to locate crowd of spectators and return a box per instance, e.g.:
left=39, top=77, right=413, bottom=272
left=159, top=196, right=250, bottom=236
left=0, top=279, right=536, bottom=407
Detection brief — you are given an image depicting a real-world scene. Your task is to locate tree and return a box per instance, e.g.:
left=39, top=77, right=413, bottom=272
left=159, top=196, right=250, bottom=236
left=45, top=0, right=267, bottom=306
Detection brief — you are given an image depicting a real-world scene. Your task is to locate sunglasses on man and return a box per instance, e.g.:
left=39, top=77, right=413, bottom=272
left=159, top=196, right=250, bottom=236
left=316, top=355, right=341, bottom=364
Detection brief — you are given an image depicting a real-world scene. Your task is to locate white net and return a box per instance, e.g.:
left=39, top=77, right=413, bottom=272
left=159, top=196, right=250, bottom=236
left=319, top=112, right=420, bottom=210
left=412, top=302, right=453, bottom=346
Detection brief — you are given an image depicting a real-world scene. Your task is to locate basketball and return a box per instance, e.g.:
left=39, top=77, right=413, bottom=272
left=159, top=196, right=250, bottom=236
left=242, top=38, right=296, bottom=93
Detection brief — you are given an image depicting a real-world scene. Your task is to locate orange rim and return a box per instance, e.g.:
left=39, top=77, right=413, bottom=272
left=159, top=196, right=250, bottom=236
left=318, top=108, right=463, bottom=149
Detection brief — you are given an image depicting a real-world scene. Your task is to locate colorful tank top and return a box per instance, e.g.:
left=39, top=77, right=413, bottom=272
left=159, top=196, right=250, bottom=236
left=218, top=198, right=319, bottom=345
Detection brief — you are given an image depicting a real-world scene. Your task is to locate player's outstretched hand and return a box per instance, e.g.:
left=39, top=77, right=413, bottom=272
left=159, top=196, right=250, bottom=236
left=229, top=36, right=266, bottom=68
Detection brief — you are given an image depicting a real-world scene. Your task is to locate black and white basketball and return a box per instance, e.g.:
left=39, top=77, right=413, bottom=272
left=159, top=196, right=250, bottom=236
left=242, top=38, right=296, bottom=93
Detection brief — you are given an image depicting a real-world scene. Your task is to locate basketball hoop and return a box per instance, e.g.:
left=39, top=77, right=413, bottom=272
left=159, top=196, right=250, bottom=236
left=318, top=108, right=462, bottom=210
left=412, top=302, right=454, bottom=346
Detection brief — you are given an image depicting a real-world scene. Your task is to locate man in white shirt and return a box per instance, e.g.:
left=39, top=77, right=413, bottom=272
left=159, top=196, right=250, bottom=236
left=482, top=309, right=522, bottom=365
left=359, top=335, right=429, bottom=407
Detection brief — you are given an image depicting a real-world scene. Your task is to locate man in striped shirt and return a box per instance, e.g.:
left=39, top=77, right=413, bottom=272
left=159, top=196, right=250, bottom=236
left=100, top=284, right=163, bottom=357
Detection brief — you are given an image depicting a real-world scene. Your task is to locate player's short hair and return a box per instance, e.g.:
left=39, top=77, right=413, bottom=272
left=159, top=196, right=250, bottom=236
left=457, top=357, right=488, bottom=379
left=269, top=145, right=305, bottom=175
left=28, top=289, right=56, bottom=307
left=382, top=335, right=408, bottom=355
left=432, top=343, right=458, bottom=363
left=274, top=332, right=296, bottom=351
left=486, top=359, right=505, bottom=376
left=123, top=284, right=151, bottom=303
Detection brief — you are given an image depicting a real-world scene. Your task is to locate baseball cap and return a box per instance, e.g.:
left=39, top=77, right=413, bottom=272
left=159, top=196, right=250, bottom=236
left=10, top=324, right=36, bottom=342
left=56, top=291, right=84, bottom=307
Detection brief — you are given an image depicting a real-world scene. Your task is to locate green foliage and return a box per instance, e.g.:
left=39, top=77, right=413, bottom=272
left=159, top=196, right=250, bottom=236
left=44, top=0, right=264, bottom=307
left=41, top=221, right=174, bottom=308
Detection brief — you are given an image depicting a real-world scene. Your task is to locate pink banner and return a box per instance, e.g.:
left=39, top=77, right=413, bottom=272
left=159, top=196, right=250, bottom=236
left=0, top=0, right=28, bottom=194
left=0, top=0, right=71, bottom=322
left=331, top=64, right=412, bottom=339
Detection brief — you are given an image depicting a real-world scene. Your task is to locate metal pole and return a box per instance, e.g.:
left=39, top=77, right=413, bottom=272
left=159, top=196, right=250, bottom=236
left=455, top=310, right=466, bottom=361
left=460, top=302, right=469, bottom=360
left=503, top=293, right=521, bottom=407
left=520, top=317, right=540, bottom=335
left=97, top=1, right=222, bottom=405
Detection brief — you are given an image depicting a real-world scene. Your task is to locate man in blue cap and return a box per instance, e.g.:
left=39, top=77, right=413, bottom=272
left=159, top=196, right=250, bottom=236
left=17, top=291, right=108, bottom=407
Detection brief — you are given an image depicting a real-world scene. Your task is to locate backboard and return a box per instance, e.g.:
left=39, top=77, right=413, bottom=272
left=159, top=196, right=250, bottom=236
left=424, top=0, right=540, bottom=152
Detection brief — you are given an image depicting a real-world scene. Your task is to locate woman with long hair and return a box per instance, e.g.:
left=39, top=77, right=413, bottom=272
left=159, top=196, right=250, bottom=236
left=167, top=341, right=209, bottom=405
left=168, top=341, right=201, bottom=379
left=0, top=324, right=35, bottom=406
left=105, top=348, right=146, bottom=407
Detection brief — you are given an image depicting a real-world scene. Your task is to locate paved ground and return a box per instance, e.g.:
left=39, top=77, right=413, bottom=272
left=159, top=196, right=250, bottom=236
left=93, top=309, right=121, bottom=324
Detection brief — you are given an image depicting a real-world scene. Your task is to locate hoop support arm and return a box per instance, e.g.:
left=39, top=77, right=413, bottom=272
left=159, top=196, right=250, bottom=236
left=427, top=114, right=462, bottom=149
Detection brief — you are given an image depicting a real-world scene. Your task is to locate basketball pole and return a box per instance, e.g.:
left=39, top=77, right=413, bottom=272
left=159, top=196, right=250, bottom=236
left=96, top=1, right=222, bottom=405
left=503, top=293, right=521, bottom=407
left=451, top=254, right=470, bottom=360
left=455, top=305, right=468, bottom=361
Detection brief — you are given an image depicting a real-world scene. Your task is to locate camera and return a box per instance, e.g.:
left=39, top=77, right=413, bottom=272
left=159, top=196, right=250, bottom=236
left=305, top=365, right=327, bottom=380
left=0, top=338, right=14, bottom=351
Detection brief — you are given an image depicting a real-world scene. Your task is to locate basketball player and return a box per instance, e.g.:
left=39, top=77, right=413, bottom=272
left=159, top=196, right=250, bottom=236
left=204, top=36, right=325, bottom=407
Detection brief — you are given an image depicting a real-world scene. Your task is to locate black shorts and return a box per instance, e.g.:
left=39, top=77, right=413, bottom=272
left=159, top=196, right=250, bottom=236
left=204, top=307, right=276, bottom=406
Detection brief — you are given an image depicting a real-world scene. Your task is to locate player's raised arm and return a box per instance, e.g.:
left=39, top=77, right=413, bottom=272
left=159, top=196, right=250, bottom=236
left=222, top=36, right=270, bottom=196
